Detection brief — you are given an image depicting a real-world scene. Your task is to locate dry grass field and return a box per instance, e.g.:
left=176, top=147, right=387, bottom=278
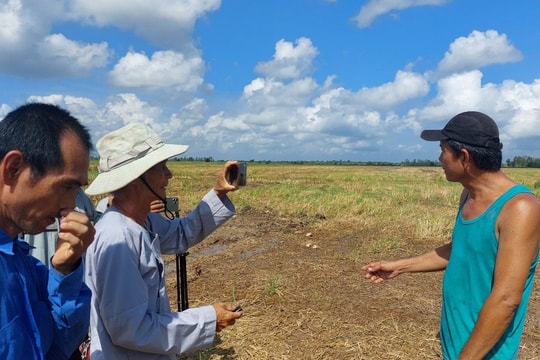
left=89, top=162, right=540, bottom=359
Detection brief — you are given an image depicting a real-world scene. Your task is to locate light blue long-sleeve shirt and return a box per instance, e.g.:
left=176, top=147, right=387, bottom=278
left=0, top=230, right=91, bottom=359
left=85, top=190, right=235, bottom=359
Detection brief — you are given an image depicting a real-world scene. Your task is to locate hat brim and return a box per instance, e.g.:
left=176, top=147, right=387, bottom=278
left=85, top=144, right=189, bottom=196
left=420, top=130, right=448, bottom=142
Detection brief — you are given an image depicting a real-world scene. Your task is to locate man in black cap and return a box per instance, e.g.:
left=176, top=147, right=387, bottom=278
left=362, top=111, right=540, bottom=359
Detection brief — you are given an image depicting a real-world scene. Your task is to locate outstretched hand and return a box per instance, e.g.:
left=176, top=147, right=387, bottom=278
left=361, top=260, right=401, bottom=283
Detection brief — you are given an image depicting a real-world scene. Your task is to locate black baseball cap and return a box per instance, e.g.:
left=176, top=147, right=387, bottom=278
left=421, top=111, right=502, bottom=150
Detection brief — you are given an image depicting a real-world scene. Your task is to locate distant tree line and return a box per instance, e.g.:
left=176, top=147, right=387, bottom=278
left=505, top=156, right=540, bottom=168
left=400, top=159, right=440, bottom=167
left=173, top=157, right=432, bottom=166
left=166, top=156, right=540, bottom=168
left=175, top=156, right=215, bottom=162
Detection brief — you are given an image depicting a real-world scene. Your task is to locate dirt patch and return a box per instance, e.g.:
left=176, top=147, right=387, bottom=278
left=165, top=207, right=540, bottom=359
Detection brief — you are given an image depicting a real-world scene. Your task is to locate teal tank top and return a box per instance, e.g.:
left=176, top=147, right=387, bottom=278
left=440, top=184, right=539, bottom=359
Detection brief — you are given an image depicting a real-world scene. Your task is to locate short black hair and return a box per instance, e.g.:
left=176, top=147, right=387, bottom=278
left=447, top=139, right=502, bottom=171
left=0, top=103, right=92, bottom=179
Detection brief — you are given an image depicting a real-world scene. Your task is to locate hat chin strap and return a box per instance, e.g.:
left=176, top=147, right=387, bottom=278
left=139, top=176, right=174, bottom=220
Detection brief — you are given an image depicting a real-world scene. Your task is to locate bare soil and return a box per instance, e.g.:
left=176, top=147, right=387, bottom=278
left=165, top=206, right=540, bottom=359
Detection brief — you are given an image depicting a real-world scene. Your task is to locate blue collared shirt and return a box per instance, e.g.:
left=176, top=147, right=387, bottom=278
left=0, top=229, right=90, bottom=359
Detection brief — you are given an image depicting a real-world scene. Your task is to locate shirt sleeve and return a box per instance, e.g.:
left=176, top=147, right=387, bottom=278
left=46, top=261, right=91, bottom=359
left=151, top=189, right=236, bottom=254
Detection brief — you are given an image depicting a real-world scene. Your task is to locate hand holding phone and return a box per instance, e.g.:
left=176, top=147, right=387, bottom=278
left=165, top=197, right=179, bottom=212
left=227, top=163, right=247, bottom=186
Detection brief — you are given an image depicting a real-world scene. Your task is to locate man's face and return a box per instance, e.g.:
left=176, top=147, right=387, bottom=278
left=5, top=131, right=89, bottom=235
left=142, top=160, right=173, bottom=200
left=438, top=141, right=463, bottom=182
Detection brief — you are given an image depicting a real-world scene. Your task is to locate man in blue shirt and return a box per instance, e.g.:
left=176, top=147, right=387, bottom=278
left=0, top=103, right=95, bottom=359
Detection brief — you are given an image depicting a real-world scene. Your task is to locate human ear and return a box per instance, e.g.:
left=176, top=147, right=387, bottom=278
left=460, top=149, right=472, bottom=167
left=1, top=151, right=25, bottom=185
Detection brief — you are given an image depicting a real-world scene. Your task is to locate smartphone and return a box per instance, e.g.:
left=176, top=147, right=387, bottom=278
left=165, top=196, right=179, bottom=213
left=228, top=163, right=247, bottom=186
left=238, top=163, right=247, bottom=186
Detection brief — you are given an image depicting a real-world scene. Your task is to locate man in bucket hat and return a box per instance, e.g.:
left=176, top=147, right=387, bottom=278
left=84, top=122, right=243, bottom=359
left=362, top=111, right=540, bottom=359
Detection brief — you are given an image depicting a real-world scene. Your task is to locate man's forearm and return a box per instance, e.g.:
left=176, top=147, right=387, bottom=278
left=458, top=295, right=517, bottom=359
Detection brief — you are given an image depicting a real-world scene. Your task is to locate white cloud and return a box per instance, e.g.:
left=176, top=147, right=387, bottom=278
left=0, top=104, right=12, bottom=119
left=504, top=109, right=540, bottom=138
left=82, top=93, right=199, bottom=146
left=0, top=0, right=24, bottom=46
left=254, top=38, right=319, bottom=79
left=25, top=95, right=103, bottom=126
left=0, top=0, right=110, bottom=77
left=0, top=0, right=215, bottom=77
left=434, top=30, right=522, bottom=78
left=224, top=31, right=539, bottom=161
left=67, top=0, right=221, bottom=51
left=0, top=0, right=59, bottom=46
left=170, top=98, right=207, bottom=127
left=493, top=80, right=540, bottom=139
left=298, top=69, right=428, bottom=137
left=354, top=70, right=429, bottom=109
left=353, top=0, right=449, bottom=28
left=3, top=1, right=540, bottom=162
left=210, top=70, right=427, bottom=158
left=26, top=94, right=66, bottom=106
left=243, top=77, right=319, bottom=107
left=26, top=94, right=100, bottom=127
left=102, top=93, right=162, bottom=127
left=109, top=50, right=204, bottom=90
left=419, top=71, right=489, bottom=120
left=24, top=94, right=109, bottom=145
left=36, top=34, right=110, bottom=76
left=27, top=93, right=167, bottom=143
left=408, top=71, right=540, bottom=147
left=176, top=37, right=428, bottom=160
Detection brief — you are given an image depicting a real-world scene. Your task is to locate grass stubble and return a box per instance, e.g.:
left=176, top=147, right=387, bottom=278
left=88, top=162, right=540, bottom=359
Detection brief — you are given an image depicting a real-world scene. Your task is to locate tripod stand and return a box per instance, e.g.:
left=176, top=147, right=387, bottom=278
left=166, top=197, right=189, bottom=311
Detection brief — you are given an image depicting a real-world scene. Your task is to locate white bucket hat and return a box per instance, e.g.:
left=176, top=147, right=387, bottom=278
left=85, top=123, right=189, bottom=196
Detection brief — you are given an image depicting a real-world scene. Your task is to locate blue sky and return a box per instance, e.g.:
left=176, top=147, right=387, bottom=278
left=1, top=0, right=540, bottom=162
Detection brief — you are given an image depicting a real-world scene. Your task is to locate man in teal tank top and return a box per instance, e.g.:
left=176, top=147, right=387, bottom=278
left=361, top=111, right=540, bottom=359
